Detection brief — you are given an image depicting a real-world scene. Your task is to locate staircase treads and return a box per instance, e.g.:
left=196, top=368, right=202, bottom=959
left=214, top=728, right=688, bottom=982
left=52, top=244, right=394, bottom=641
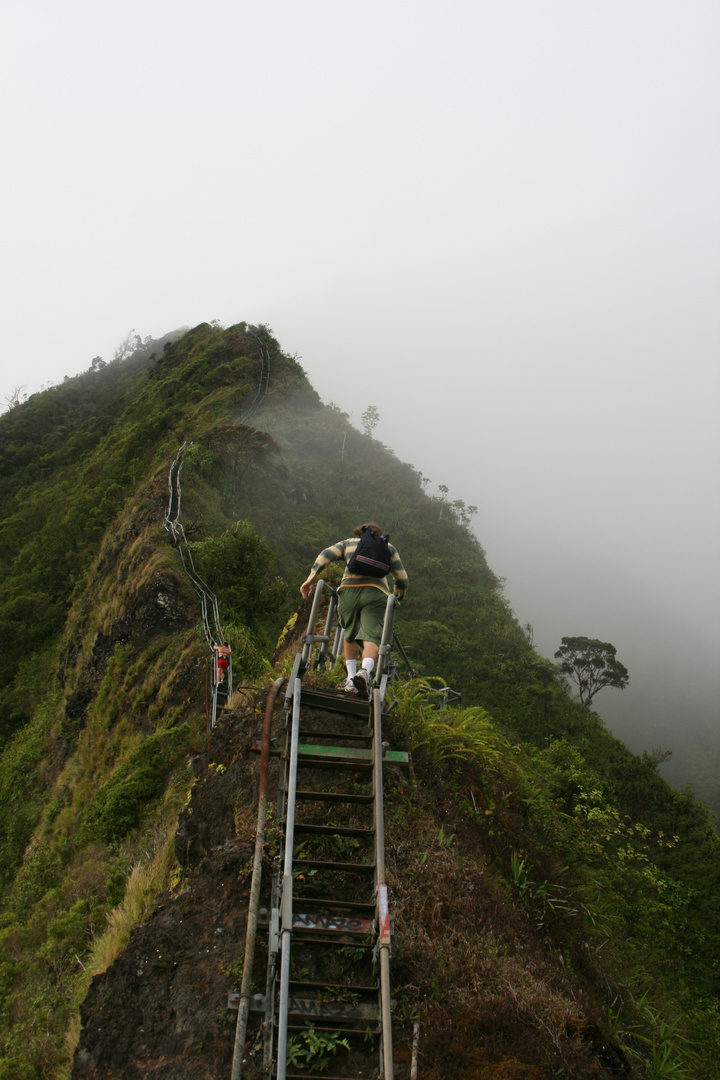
left=289, top=896, right=376, bottom=915
left=296, top=687, right=373, bottom=717
left=291, top=911, right=374, bottom=935
left=294, top=823, right=375, bottom=838
left=284, top=1070, right=377, bottom=1080
left=298, top=742, right=408, bottom=766
left=286, top=997, right=378, bottom=1021
left=298, top=729, right=373, bottom=743
left=294, top=858, right=375, bottom=873
left=289, top=977, right=378, bottom=993
left=295, top=790, right=374, bottom=805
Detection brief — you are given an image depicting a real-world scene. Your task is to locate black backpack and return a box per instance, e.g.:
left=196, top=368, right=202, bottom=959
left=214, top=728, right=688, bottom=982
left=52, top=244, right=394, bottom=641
left=347, top=526, right=393, bottom=578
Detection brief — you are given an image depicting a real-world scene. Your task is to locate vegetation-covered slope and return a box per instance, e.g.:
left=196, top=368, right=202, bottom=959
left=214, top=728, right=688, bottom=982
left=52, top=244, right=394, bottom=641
left=0, top=323, right=718, bottom=1079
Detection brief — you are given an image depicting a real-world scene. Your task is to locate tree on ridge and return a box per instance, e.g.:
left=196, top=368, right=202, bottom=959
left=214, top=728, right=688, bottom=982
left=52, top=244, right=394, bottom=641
left=554, top=635, right=629, bottom=707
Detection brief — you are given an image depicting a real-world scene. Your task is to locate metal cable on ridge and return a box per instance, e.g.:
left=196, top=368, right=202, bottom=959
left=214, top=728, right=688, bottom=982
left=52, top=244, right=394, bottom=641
left=162, top=336, right=272, bottom=723
left=163, top=442, right=225, bottom=647
left=163, top=442, right=231, bottom=724
left=235, top=331, right=270, bottom=424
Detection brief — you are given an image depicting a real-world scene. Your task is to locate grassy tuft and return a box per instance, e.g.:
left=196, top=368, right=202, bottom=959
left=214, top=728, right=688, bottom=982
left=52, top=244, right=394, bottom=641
left=389, top=677, right=512, bottom=768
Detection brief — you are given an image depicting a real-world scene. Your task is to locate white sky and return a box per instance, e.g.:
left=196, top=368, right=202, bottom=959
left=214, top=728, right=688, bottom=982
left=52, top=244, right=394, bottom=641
left=1, top=1, right=719, bottom=745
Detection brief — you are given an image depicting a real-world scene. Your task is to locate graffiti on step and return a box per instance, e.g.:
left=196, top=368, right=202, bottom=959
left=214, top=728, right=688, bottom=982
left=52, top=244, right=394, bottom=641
left=288, top=997, right=376, bottom=1020
left=293, top=912, right=372, bottom=934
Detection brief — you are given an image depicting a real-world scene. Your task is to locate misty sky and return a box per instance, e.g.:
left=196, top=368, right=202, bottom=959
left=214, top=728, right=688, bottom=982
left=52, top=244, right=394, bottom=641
left=1, top=1, right=718, bottom=754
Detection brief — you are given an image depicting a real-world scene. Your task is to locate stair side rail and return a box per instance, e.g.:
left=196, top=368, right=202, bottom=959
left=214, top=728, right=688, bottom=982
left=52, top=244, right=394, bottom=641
left=374, top=593, right=398, bottom=700
left=373, top=686, right=394, bottom=1079
left=300, top=580, right=335, bottom=668
left=331, top=622, right=345, bottom=664
left=311, top=587, right=339, bottom=673
left=275, top=677, right=303, bottom=1080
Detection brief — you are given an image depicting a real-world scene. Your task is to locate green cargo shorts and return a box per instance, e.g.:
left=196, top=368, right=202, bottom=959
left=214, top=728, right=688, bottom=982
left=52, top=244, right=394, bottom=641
left=337, top=586, right=388, bottom=646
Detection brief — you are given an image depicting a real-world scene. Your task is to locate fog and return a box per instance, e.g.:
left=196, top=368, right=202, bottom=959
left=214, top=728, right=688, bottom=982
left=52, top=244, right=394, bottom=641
left=1, top=2, right=718, bottom=791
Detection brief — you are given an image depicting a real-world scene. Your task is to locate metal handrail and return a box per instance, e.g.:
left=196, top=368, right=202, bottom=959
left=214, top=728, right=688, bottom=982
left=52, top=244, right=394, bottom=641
left=163, top=443, right=231, bottom=723
left=392, top=630, right=416, bottom=679
left=300, top=579, right=331, bottom=667
left=265, top=589, right=406, bottom=1079
left=302, top=583, right=401, bottom=689
left=374, top=593, right=397, bottom=690
left=312, top=588, right=340, bottom=672
left=236, top=332, right=271, bottom=424
left=331, top=622, right=345, bottom=664
left=275, top=678, right=302, bottom=1080
left=373, top=686, right=394, bottom=1079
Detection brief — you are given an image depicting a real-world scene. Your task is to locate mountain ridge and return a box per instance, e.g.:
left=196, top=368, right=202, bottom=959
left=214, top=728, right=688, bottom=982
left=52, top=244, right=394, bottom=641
left=0, top=323, right=718, bottom=1079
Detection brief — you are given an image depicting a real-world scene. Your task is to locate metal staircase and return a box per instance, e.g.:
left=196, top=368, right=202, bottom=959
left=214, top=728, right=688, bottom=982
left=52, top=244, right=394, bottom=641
left=163, top=442, right=232, bottom=728
left=230, top=586, right=408, bottom=1079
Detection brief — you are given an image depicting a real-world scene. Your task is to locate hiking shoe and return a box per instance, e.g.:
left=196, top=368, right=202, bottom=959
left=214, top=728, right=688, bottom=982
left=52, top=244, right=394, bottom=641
left=352, top=668, right=372, bottom=698
left=341, top=677, right=358, bottom=694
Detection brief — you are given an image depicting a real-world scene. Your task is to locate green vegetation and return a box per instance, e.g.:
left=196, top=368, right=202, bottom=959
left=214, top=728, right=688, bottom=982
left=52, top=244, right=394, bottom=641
left=0, top=322, right=718, bottom=1077
left=188, top=520, right=289, bottom=670
left=286, top=1027, right=351, bottom=1072
left=387, top=684, right=720, bottom=1078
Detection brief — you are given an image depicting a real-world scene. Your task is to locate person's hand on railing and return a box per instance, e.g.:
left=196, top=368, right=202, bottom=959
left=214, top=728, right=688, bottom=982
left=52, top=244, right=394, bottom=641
left=300, top=573, right=318, bottom=599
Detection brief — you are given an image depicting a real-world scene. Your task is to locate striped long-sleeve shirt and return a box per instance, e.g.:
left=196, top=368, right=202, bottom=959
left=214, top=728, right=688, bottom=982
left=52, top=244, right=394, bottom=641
left=311, top=537, right=408, bottom=596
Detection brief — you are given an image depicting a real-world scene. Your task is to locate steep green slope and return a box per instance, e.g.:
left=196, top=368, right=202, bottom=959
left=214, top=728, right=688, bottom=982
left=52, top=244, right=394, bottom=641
left=0, top=323, right=718, bottom=1079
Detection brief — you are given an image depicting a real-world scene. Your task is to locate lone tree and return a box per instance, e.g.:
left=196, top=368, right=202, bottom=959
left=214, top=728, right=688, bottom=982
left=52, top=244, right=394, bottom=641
left=2, top=385, right=26, bottom=411
left=361, top=405, right=380, bottom=437
left=554, top=636, right=629, bottom=707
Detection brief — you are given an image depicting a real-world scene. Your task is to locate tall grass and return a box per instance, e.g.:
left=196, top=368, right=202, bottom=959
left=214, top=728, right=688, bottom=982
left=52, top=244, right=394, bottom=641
left=58, top=791, right=185, bottom=1078
left=389, top=677, right=512, bottom=769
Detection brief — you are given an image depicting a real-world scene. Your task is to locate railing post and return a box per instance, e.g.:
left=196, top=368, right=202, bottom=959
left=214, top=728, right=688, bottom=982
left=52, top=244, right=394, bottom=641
left=375, top=594, right=397, bottom=685
left=314, top=589, right=338, bottom=672
left=301, top=579, right=327, bottom=667
left=331, top=623, right=345, bottom=664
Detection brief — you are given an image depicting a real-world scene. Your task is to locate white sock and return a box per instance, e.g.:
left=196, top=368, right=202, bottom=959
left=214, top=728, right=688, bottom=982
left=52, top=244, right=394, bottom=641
left=362, top=657, right=375, bottom=674
left=346, top=658, right=358, bottom=679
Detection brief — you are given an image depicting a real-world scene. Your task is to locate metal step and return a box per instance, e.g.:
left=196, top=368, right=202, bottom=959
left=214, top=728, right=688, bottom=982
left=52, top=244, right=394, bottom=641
left=294, top=823, right=375, bottom=839
left=295, top=687, right=373, bottom=718
left=229, top=993, right=380, bottom=1028
left=285, top=997, right=378, bottom=1022
left=284, top=1075, right=375, bottom=1080
left=298, top=729, right=373, bottom=743
left=298, top=743, right=409, bottom=766
left=284, top=1074, right=376, bottom=1080
left=289, top=978, right=378, bottom=993
left=253, top=742, right=374, bottom=769
left=281, top=910, right=375, bottom=935
left=285, top=896, right=376, bottom=916
left=288, top=936, right=376, bottom=950
left=285, top=1022, right=380, bottom=1036
left=298, top=743, right=374, bottom=766
left=228, top=992, right=377, bottom=1023
left=296, top=790, right=374, bottom=805
left=294, top=858, right=375, bottom=873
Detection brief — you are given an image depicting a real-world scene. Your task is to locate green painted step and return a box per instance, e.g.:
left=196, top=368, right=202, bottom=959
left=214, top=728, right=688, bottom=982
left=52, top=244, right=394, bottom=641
left=298, top=743, right=408, bottom=765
